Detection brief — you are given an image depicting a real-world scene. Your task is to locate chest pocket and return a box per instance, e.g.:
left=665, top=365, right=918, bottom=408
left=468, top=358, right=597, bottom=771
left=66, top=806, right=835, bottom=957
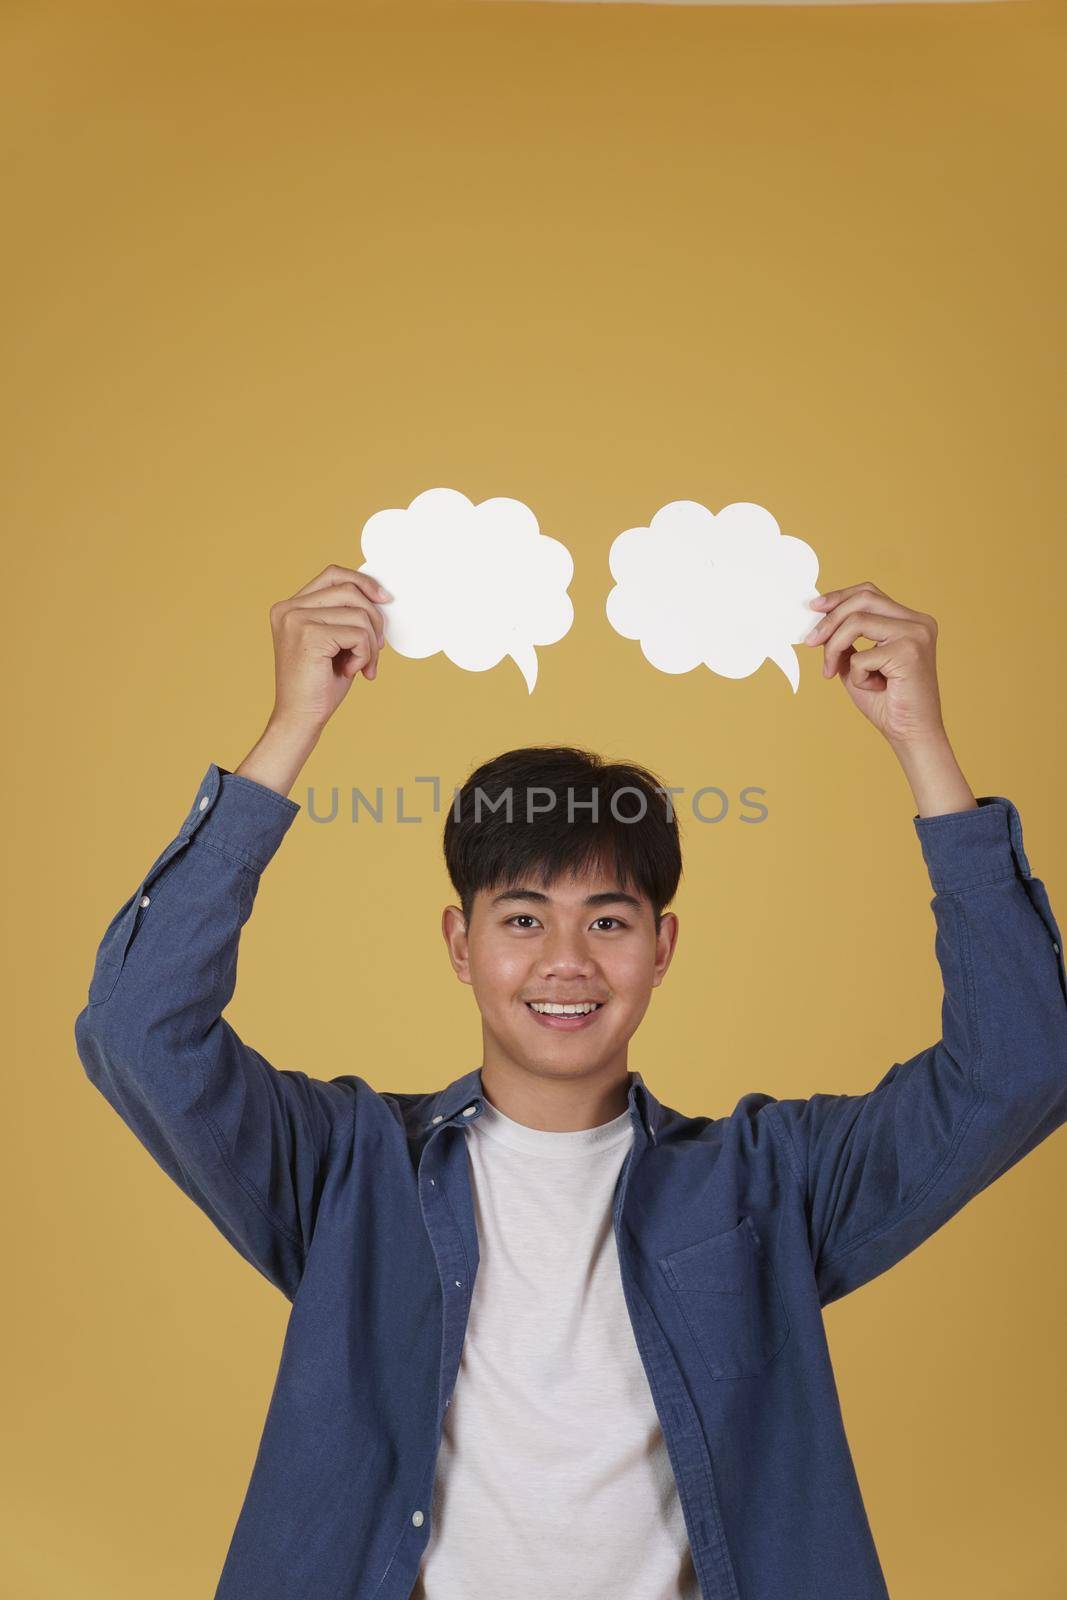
left=659, top=1215, right=790, bottom=1380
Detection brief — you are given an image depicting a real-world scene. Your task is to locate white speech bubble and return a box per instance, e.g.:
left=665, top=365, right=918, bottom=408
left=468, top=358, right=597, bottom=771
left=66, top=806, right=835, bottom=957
left=356, top=487, right=574, bottom=693
left=605, top=500, right=822, bottom=693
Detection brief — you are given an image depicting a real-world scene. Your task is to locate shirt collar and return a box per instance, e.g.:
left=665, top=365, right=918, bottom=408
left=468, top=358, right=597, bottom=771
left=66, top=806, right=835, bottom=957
left=422, top=1066, right=661, bottom=1146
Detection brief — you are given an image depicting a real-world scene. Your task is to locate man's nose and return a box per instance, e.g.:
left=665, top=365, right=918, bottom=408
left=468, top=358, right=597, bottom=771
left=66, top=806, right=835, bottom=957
left=538, top=926, right=596, bottom=974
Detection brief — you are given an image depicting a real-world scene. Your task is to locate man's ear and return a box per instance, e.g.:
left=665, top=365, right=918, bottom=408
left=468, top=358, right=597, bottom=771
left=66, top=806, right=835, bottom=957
left=441, top=904, right=473, bottom=985
left=651, top=911, right=679, bottom=988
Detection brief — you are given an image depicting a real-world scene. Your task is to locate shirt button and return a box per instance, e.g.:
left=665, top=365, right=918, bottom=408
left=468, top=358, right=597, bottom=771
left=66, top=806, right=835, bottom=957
left=139, top=895, right=151, bottom=908
left=1054, top=942, right=1061, bottom=955
left=461, top=1105, right=476, bottom=1117
left=431, top=1115, right=443, bottom=1125
left=411, top=1510, right=424, bottom=1528
left=198, top=796, right=210, bottom=811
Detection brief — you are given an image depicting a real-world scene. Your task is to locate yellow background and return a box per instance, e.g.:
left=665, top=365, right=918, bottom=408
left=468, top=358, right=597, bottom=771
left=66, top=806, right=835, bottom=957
left=5, top=0, right=1066, bottom=1594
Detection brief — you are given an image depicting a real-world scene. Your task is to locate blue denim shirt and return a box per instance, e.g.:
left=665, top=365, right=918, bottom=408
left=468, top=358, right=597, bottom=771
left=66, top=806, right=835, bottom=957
left=73, top=765, right=1067, bottom=1600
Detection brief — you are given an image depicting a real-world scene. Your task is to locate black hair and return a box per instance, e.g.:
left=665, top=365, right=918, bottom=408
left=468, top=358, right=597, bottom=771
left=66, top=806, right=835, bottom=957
left=443, top=745, right=683, bottom=932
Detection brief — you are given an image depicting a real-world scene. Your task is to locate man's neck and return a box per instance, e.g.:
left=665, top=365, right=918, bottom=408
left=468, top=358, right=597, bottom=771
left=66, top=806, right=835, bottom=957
left=478, top=1058, right=632, bottom=1132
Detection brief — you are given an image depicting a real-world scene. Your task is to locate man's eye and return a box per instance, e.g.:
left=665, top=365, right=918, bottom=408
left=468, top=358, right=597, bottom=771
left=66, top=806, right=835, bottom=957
left=505, top=915, right=626, bottom=931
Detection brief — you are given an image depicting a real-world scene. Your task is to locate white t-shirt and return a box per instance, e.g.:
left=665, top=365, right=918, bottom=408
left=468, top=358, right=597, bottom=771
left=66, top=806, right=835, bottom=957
left=411, top=1094, right=700, bottom=1600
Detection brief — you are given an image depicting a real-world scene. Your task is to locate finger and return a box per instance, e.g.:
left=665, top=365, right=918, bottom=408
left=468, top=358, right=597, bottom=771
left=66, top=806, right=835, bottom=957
left=824, top=643, right=884, bottom=690
left=808, top=581, right=890, bottom=611
left=283, top=583, right=387, bottom=646
left=298, top=587, right=387, bottom=647
left=822, top=612, right=926, bottom=678
left=844, top=636, right=924, bottom=687
left=806, top=589, right=923, bottom=649
left=339, top=631, right=378, bottom=680
left=291, top=564, right=394, bottom=605
left=841, top=643, right=890, bottom=691
left=342, top=639, right=376, bottom=680
left=304, top=613, right=380, bottom=678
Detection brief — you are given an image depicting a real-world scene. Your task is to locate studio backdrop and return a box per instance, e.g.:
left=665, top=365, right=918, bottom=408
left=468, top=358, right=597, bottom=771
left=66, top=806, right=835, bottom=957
left=4, top=1, right=1065, bottom=1595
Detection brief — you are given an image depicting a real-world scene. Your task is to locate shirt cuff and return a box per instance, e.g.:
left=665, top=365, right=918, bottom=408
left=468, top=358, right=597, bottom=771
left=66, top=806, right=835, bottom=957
left=913, top=795, right=1031, bottom=895
left=178, top=763, right=301, bottom=873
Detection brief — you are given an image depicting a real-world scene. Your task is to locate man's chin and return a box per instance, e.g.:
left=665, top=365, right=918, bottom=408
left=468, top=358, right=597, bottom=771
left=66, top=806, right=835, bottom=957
left=493, top=1034, right=616, bottom=1080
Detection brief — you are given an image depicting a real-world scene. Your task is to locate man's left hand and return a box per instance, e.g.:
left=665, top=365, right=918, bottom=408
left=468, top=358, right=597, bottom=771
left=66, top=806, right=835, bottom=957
left=804, top=581, right=945, bottom=747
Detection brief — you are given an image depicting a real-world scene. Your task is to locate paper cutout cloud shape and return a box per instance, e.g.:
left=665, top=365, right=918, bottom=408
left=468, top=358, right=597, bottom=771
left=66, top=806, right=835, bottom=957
left=357, top=487, right=574, bottom=693
left=605, top=500, right=822, bottom=693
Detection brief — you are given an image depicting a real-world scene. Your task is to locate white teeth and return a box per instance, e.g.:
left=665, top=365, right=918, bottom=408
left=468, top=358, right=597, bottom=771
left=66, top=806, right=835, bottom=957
left=528, top=1001, right=602, bottom=1015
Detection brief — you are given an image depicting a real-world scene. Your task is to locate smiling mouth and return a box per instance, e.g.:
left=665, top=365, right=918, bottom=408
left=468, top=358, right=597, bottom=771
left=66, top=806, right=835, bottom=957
left=524, top=1000, right=605, bottom=1030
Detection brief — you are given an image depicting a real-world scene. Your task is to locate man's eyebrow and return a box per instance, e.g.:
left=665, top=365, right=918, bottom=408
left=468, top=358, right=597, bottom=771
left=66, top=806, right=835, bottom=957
left=489, top=887, right=645, bottom=909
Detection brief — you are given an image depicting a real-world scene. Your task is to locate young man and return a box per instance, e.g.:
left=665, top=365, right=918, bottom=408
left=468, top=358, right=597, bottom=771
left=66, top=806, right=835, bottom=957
left=74, top=564, right=1067, bottom=1600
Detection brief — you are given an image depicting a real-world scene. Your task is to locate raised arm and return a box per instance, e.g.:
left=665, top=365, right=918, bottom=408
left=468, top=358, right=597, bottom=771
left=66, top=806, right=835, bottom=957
left=765, top=581, right=1067, bottom=1305
left=768, top=792, right=1067, bottom=1305
left=73, top=563, right=393, bottom=1301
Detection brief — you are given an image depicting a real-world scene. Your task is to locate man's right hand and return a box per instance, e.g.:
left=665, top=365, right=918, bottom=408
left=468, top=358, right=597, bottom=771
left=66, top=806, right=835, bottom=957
left=235, top=563, right=393, bottom=796
left=270, top=563, right=393, bottom=730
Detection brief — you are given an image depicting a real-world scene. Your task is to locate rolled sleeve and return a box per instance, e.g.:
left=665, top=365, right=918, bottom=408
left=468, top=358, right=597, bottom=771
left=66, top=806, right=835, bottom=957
left=914, top=794, right=1064, bottom=998
left=180, top=764, right=301, bottom=873
left=912, top=795, right=1032, bottom=894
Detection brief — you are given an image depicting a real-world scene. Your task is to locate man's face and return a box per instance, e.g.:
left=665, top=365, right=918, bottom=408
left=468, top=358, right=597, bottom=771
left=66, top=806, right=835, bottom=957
left=441, top=861, right=678, bottom=1084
